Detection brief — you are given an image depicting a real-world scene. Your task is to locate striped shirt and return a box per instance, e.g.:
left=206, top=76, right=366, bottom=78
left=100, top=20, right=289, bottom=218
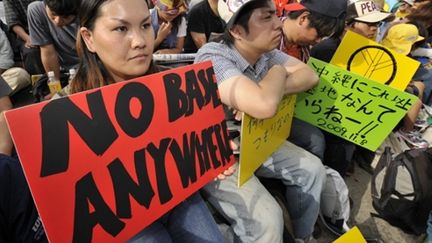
left=194, top=42, right=290, bottom=85
left=3, top=0, right=38, bottom=31
left=194, top=42, right=290, bottom=123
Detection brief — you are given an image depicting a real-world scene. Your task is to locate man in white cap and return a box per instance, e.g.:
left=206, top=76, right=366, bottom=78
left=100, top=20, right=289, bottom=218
left=346, top=0, right=394, bottom=40
left=195, top=1, right=325, bottom=242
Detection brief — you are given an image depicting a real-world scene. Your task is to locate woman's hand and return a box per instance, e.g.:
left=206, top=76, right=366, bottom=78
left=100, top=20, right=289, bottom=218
left=157, top=22, right=172, bottom=40
left=215, top=165, right=236, bottom=180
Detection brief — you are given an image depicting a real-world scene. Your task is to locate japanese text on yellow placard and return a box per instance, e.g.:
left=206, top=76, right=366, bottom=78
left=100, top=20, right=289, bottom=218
left=238, top=95, right=296, bottom=186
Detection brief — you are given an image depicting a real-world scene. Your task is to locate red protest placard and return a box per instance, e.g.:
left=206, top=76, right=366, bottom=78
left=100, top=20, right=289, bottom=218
left=5, top=61, right=235, bottom=243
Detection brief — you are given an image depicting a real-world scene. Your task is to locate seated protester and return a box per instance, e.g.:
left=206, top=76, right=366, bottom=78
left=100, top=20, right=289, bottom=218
left=151, top=0, right=188, bottom=54
left=406, top=5, right=432, bottom=104
left=394, top=0, right=414, bottom=20
left=310, top=0, right=393, bottom=175
left=70, top=0, right=228, bottom=241
left=280, top=0, right=346, bottom=62
left=183, top=0, right=225, bottom=53
left=410, top=0, right=432, bottom=31
left=379, top=0, right=432, bottom=41
left=0, top=75, right=48, bottom=242
left=27, top=0, right=80, bottom=81
left=3, top=0, right=45, bottom=75
left=381, top=23, right=429, bottom=148
left=277, top=0, right=347, bottom=162
left=0, top=77, right=13, bottom=156
left=195, top=0, right=326, bottom=242
left=273, top=0, right=297, bottom=17
left=0, top=27, right=31, bottom=95
left=0, top=154, right=48, bottom=243
left=402, top=19, right=432, bottom=97
left=428, top=211, right=432, bottom=243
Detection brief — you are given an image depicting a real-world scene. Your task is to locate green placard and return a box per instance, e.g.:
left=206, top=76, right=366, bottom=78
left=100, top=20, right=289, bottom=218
left=295, top=58, right=417, bottom=151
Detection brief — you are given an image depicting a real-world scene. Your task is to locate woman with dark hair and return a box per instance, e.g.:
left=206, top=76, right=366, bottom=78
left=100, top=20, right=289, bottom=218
left=407, top=0, right=432, bottom=37
left=69, top=0, right=226, bottom=241
left=150, top=0, right=187, bottom=54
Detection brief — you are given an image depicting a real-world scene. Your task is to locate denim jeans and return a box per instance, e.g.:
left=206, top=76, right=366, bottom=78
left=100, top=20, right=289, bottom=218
left=289, top=118, right=326, bottom=161
left=0, top=154, right=48, bottom=243
left=128, top=192, right=224, bottom=243
left=413, top=65, right=432, bottom=105
left=202, top=141, right=326, bottom=241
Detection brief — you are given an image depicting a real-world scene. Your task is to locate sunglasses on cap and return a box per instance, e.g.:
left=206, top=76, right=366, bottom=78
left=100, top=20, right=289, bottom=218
left=157, top=1, right=186, bottom=15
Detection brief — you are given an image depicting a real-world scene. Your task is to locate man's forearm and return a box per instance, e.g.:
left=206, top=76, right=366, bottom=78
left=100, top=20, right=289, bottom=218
left=12, top=25, right=30, bottom=42
left=41, top=48, right=61, bottom=78
left=284, top=66, right=319, bottom=94
left=250, top=65, right=287, bottom=118
left=260, top=65, right=287, bottom=102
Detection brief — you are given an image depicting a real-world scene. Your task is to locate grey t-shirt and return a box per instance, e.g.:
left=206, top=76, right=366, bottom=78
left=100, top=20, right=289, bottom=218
left=0, top=29, right=14, bottom=70
left=27, top=1, right=79, bottom=70
left=0, top=76, right=12, bottom=98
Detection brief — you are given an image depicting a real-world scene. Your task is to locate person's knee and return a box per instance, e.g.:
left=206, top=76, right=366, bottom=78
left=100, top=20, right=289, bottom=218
left=1, top=67, right=31, bottom=94
left=254, top=201, right=284, bottom=243
left=304, top=156, right=326, bottom=190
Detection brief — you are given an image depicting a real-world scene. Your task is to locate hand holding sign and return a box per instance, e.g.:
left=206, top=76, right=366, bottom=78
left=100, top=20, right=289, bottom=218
left=5, top=62, right=235, bottom=243
left=238, top=95, right=296, bottom=186
left=216, top=165, right=236, bottom=180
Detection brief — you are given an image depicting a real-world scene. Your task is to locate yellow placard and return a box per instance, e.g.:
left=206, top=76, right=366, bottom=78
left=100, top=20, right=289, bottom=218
left=333, top=226, right=367, bottom=243
left=330, top=31, right=420, bottom=91
left=238, top=95, right=296, bottom=187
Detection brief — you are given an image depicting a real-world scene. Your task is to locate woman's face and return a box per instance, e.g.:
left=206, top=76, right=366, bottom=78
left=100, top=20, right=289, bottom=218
left=398, top=1, right=412, bottom=12
left=81, top=0, right=155, bottom=82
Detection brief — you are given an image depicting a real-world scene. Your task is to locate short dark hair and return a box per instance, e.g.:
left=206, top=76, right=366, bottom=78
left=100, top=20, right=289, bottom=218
left=286, top=9, right=343, bottom=38
left=44, top=0, right=81, bottom=16
left=222, top=0, right=273, bottom=46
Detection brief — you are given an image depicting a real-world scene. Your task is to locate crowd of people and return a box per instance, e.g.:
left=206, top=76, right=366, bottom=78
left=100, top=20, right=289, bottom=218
left=1, top=0, right=432, bottom=242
